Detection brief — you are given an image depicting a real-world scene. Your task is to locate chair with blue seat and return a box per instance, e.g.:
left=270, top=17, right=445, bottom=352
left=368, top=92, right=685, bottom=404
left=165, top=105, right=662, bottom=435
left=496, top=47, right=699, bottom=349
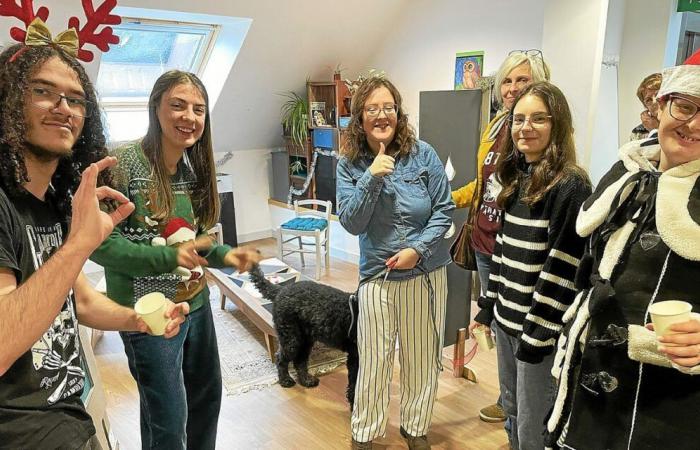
left=277, top=199, right=331, bottom=280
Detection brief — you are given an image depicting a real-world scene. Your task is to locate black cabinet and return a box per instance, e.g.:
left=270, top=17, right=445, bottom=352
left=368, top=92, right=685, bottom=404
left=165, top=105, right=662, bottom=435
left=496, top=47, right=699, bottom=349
left=419, top=89, right=482, bottom=346
left=216, top=174, right=238, bottom=247
left=314, top=153, right=337, bottom=214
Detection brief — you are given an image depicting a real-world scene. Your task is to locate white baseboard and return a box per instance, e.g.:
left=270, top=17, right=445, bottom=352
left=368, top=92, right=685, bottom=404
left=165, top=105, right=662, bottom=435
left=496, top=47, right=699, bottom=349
left=238, top=229, right=273, bottom=244
left=331, top=247, right=360, bottom=264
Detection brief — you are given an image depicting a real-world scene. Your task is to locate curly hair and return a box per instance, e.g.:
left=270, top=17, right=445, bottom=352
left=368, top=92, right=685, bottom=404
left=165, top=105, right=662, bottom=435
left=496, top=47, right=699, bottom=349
left=0, top=43, right=109, bottom=211
left=341, top=76, right=416, bottom=162
left=496, top=82, right=589, bottom=208
left=141, top=70, right=220, bottom=230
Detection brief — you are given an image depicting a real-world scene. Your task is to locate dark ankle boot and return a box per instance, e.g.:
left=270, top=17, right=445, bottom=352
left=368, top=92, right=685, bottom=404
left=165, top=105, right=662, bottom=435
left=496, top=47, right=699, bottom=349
left=351, top=438, right=373, bottom=449
left=400, top=426, right=430, bottom=450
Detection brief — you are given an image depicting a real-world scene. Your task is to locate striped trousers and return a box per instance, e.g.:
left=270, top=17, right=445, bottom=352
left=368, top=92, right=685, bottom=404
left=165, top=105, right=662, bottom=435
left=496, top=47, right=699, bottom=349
left=351, top=266, right=448, bottom=442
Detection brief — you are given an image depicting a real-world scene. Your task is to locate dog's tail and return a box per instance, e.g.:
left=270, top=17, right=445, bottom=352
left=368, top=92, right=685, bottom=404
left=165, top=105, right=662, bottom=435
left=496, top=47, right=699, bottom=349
left=248, top=264, right=282, bottom=300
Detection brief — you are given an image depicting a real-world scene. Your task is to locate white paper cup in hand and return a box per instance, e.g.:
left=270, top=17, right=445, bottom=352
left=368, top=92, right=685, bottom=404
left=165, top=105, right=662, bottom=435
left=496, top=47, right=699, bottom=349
left=649, top=300, right=692, bottom=339
left=473, top=325, right=494, bottom=351
left=135, top=292, right=169, bottom=336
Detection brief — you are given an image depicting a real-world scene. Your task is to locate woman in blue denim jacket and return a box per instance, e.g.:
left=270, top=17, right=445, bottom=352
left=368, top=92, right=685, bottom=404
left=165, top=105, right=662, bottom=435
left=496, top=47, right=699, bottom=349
left=336, top=76, right=454, bottom=450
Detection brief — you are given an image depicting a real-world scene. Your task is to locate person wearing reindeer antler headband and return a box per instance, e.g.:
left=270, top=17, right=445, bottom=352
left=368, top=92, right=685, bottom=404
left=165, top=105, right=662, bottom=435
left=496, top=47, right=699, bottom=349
left=0, top=1, right=190, bottom=449
left=90, top=69, right=263, bottom=448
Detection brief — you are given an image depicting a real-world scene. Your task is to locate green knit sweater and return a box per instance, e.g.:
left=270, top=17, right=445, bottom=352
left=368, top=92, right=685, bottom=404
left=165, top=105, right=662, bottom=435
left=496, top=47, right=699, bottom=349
left=91, top=142, right=232, bottom=312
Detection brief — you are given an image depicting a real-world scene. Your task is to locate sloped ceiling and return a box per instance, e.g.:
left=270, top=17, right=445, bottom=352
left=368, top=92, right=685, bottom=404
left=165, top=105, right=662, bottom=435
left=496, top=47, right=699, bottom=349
left=116, top=0, right=407, bottom=152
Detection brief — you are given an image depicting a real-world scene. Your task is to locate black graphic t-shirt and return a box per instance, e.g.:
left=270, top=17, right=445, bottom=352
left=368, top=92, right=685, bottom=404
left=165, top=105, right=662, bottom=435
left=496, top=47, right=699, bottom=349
left=0, top=187, right=94, bottom=449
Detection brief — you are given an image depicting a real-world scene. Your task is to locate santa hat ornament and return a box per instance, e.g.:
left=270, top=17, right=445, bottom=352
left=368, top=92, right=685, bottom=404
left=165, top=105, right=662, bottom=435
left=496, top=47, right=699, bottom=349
left=162, top=218, right=196, bottom=246
left=658, top=48, right=700, bottom=99
left=160, top=218, right=203, bottom=282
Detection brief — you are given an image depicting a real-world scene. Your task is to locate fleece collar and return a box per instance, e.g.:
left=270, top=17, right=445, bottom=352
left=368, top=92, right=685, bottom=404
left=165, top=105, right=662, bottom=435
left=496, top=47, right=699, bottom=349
left=577, top=139, right=700, bottom=261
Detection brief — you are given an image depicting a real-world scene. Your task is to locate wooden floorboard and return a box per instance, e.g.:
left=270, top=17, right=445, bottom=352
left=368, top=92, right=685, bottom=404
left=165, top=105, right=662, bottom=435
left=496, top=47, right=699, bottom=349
left=95, top=238, right=508, bottom=449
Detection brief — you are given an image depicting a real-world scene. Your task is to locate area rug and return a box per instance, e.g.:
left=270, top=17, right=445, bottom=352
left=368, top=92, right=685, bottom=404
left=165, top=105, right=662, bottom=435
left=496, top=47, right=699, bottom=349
left=210, top=286, right=347, bottom=396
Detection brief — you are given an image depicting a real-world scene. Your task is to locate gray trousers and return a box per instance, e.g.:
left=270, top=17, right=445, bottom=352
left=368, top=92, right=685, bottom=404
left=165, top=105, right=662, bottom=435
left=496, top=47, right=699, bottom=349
left=494, top=325, right=555, bottom=450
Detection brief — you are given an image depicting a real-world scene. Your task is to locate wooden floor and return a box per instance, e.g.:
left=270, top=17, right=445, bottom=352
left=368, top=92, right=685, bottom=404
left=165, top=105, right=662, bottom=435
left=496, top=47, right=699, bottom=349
left=94, top=238, right=509, bottom=449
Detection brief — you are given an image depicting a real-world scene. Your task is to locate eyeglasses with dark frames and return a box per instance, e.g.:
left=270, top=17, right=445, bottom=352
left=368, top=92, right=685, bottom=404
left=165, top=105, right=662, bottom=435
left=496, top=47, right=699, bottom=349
left=28, top=85, right=93, bottom=118
left=668, top=95, right=700, bottom=122
left=508, top=49, right=544, bottom=59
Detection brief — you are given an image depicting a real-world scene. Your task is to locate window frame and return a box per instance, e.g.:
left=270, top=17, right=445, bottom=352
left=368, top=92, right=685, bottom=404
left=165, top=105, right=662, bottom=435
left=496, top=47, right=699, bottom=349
left=98, top=17, right=220, bottom=141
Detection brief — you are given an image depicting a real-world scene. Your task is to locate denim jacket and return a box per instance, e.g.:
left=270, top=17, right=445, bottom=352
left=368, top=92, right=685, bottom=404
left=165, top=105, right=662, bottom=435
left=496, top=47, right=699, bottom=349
left=336, top=140, right=455, bottom=281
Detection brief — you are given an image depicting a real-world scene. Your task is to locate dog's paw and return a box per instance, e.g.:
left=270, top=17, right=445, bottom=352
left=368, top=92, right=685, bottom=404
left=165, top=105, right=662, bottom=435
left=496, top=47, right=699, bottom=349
left=298, top=375, right=320, bottom=388
left=279, top=377, right=296, bottom=388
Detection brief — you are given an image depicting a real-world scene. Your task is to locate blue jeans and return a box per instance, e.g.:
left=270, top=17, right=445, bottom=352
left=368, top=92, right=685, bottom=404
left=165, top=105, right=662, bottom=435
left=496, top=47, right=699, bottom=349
left=474, top=249, right=492, bottom=296
left=494, top=325, right=555, bottom=450
left=120, top=300, right=222, bottom=450
left=474, top=250, right=510, bottom=431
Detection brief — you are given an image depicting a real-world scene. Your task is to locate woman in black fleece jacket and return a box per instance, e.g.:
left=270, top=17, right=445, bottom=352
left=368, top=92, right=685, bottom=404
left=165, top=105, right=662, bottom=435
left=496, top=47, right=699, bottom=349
left=471, top=82, right=591, bottom=450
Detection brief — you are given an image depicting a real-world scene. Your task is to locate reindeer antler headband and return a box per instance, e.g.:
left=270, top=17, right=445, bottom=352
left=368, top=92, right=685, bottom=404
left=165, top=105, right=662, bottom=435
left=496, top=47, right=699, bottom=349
left=0, top=0, right=122, bottom=62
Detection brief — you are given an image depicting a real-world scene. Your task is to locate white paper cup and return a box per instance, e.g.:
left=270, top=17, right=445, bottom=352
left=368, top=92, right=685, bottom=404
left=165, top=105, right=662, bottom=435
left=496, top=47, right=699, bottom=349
left=649, top=300, right=692, bottom=338
left=134, top=292, right=169, bottom=336
left=473, top=325, right=494, bottom=351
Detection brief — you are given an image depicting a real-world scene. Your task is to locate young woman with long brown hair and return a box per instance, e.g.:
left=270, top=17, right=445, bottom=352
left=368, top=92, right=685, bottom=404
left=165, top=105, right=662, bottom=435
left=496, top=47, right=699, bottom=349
left=472, top=81, right=591, bottom=449
left=91, top=70, right=260, bottom=450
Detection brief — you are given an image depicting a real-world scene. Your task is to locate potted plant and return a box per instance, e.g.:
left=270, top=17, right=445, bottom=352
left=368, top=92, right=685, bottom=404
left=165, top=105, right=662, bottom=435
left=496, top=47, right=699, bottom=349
left=280, top=91, right=308, bottom=149
left=290, top=160, right=304, bottom=176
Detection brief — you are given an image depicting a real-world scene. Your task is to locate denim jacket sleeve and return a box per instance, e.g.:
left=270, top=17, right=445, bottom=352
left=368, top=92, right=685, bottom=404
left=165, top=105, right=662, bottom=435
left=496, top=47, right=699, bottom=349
left=336, top=156, right=384, bottom=236
left=408, top=143, right=455, bottom=260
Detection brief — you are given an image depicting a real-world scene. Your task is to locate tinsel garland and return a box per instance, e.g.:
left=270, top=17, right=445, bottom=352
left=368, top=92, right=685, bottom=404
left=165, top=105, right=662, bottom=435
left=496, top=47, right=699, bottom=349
left=286, top=148, right=338, bottom=204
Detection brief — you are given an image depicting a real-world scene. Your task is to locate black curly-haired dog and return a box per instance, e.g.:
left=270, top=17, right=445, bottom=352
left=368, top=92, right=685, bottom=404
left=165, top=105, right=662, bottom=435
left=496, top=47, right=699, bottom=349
left=249, top=264, right=359, bottom=408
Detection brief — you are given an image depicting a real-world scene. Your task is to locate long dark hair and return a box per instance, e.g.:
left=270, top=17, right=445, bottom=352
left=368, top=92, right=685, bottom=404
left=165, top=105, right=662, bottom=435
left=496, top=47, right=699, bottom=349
left=0, top=44, right=109, bottom=210
left=342, top=76, right=416, bottom=162
left=141, top=70, right=219, bottom=229
left=496, top=82, right=588, bottom=207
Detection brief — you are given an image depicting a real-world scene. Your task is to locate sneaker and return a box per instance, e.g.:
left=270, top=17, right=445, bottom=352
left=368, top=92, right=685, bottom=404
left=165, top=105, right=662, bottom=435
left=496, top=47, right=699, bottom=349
left=351, top=438, right=373, bottom=449
left=400, top=426, right=431, bottom=450
left=479, top=403, right=507, bottom=423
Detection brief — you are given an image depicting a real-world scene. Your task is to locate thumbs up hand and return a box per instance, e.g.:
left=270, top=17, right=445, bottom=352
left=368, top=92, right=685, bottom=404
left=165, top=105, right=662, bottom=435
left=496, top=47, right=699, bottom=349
left=369, top=142, right=395, bottom=177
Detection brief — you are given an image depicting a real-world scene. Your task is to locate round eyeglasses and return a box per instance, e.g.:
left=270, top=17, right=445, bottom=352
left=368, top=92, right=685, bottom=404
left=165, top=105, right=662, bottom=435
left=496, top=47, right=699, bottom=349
left=365, top=104, right=397, bottom=118
left=668, top=95, right=700, bottom=122
left=29, top=86, right=93, bottom=118
left=511, top=113, right=552, bottom=130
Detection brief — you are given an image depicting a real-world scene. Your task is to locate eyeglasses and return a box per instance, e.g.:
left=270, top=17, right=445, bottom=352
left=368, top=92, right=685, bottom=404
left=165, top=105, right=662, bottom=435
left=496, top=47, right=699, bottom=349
left=668, top=95, right=700, bottom=122
left=365, top=103, right=397, bottom=118
left=509, top=49, right=544, bottom=59
left=511, top=113, right=552, bottom=130
left=28, top=86, right=93, bottom=118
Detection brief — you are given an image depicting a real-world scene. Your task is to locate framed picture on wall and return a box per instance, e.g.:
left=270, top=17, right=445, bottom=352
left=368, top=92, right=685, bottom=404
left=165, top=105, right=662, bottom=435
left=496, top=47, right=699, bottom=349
left=454, top=51, right=484, bottom=90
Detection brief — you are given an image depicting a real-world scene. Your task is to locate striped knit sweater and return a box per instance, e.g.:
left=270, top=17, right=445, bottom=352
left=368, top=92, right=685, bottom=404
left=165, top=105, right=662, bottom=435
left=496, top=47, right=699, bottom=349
left=474, top=169, right=592, bottom=363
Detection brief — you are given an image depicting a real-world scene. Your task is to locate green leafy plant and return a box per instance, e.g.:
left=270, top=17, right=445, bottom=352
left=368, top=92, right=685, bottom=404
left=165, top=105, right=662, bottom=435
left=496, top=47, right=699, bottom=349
left=280, top=92, right=308, bottom=149
left=290, top=160, right=304, bottom=175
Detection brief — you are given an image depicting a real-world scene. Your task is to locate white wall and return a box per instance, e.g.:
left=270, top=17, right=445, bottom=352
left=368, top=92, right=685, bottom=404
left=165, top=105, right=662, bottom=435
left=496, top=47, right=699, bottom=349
left=588, top=0, right=626, bottom=184
left=542, top=0, right=610, bottom=169
left=618, top=0, right=678, bottom=147
left=365, top=0, right=546, bottom=132
left=217, top=149, right=273, bottom=243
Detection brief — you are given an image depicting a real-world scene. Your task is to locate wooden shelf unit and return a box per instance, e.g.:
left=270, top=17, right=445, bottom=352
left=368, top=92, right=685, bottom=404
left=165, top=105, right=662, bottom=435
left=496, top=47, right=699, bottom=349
left=307, top=79, right=351, bottom=128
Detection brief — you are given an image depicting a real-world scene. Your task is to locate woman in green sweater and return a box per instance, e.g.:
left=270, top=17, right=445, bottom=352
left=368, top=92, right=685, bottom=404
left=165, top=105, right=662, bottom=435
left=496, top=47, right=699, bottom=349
left=91, top=70, right=259, bottom=450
